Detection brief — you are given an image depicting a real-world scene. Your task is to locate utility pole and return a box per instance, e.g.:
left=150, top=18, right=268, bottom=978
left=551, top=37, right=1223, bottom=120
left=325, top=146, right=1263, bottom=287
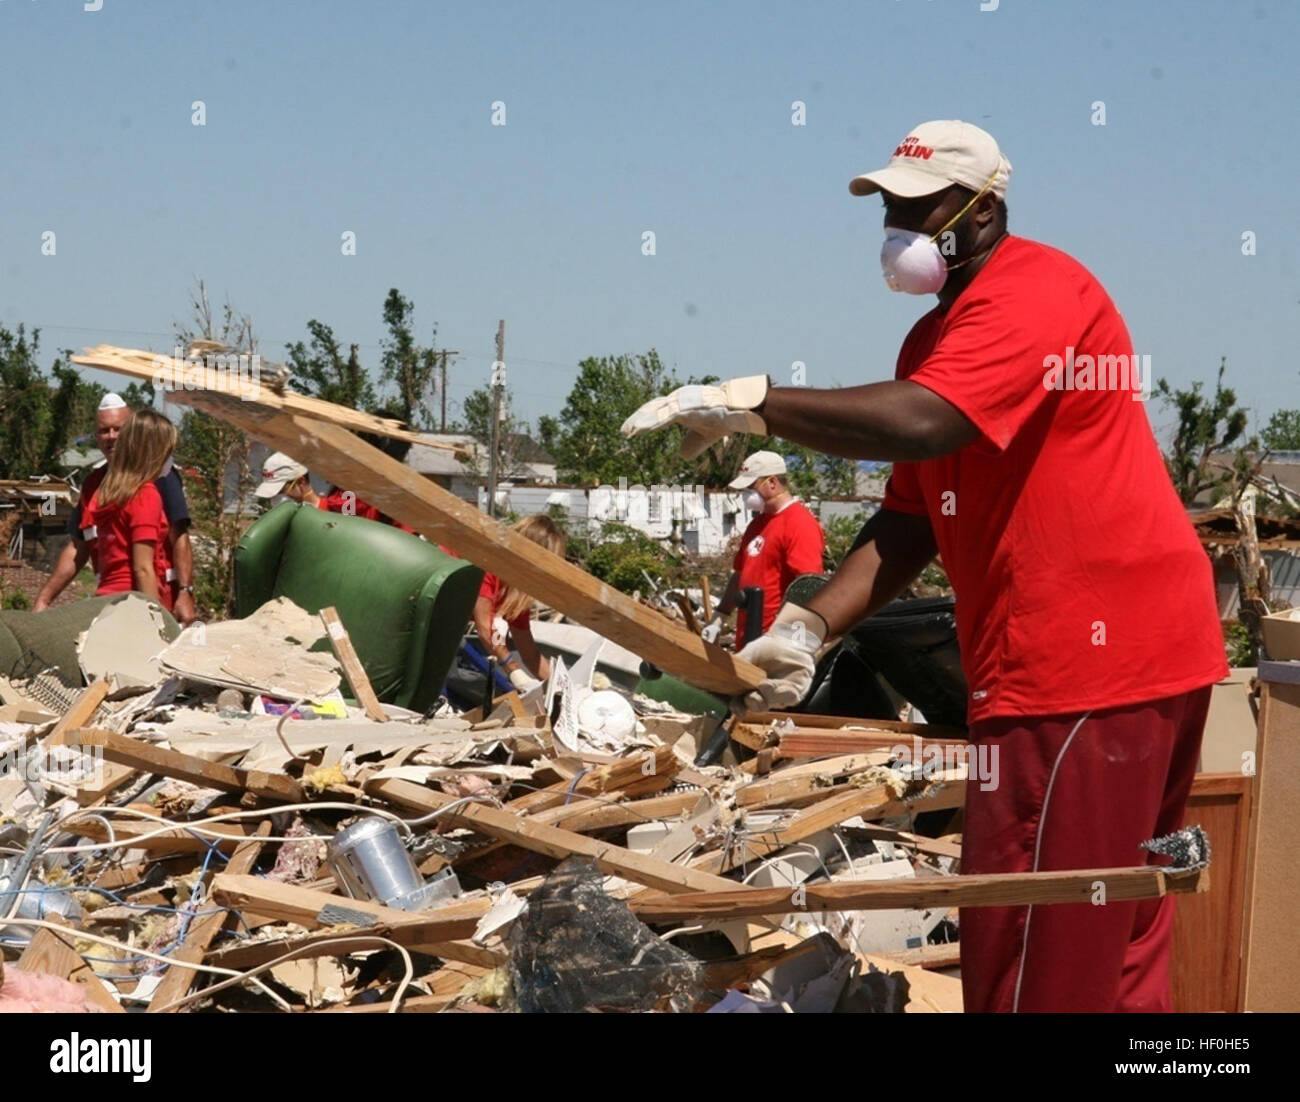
left=487, top=320, right=505, bottom=517
left=437, top=349, right=458, bottom=432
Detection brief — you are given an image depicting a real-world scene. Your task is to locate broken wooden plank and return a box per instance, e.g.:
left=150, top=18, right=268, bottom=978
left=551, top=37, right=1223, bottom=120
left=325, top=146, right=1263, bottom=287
left=320, top=606, right=388, bottom=723
left=207, top=873, right=502, bottom=968
left=69, top=345, right=463, bottom=453
left=15, top=916, right=124, bottom=1014
left=68, top=727, right=304, bottom=804
left=132, top=385, right=763, bottom=696
left=630, top=866, right=1211, bottom=923
left=148, top=822, right=271, bottom=1013
left=45, top=678, right=110, bottom=741
left=367, top=777, right=751, bottom=895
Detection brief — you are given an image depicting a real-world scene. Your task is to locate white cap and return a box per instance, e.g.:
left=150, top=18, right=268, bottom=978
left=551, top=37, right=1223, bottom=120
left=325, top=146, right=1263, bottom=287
left=849, top=120, right=1012, bottom=200
left=254, top=451, right=308, bottom=498
left=97, top=393, right=127, bottom=412
left=729, top=449, right=787, bottom=490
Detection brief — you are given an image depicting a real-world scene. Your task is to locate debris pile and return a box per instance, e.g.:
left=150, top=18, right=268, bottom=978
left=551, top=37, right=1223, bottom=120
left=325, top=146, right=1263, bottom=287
left=0, top=595, right=984, bottom=1013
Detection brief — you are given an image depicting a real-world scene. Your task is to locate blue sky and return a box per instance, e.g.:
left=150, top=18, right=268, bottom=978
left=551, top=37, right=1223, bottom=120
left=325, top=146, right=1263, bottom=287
left=2, top=0, right=1296, bottom=441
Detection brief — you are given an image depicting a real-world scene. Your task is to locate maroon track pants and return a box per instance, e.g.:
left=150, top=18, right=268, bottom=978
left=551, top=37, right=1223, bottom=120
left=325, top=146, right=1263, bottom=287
left=959, top=685, right=1212, bottom=1013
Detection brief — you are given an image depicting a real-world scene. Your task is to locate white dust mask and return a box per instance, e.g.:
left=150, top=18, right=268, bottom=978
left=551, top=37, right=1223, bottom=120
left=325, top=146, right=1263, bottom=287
left=743, top=490, right=764, bottom=512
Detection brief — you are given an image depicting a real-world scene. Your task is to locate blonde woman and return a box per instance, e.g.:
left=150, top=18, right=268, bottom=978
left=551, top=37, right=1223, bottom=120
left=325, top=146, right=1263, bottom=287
left=85, top=408, right=180, bottom=611
left=471, top=515, right=565, bottom=692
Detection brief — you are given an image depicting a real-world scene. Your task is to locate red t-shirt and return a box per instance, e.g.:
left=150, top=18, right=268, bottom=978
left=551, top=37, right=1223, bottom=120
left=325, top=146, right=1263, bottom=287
left=732, top=500, right=825, bottom=644
left=882, top=235, right=1227, bottom=722
left=88, top=482, right=174, bottom=611
left=318, top=489, right=416, bottom=533
left=478, top=572, right=530, bottom=636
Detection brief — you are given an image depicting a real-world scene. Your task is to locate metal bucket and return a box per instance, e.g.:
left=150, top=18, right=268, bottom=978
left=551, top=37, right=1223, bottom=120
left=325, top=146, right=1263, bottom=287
left=326, top=818, right=459, bottom=912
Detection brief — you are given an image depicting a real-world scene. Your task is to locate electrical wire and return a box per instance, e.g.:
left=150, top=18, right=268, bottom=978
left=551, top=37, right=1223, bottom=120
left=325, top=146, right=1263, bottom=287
left=146, top=934, right=416, bottom=1014
left=0, top=918, right=294, bottom=1011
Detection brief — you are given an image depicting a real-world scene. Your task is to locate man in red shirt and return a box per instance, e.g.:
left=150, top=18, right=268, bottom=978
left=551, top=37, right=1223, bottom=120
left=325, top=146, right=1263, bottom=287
left=622, top=120, right=1227, bottom=1013
left=716, top=450, right=825, bottom=647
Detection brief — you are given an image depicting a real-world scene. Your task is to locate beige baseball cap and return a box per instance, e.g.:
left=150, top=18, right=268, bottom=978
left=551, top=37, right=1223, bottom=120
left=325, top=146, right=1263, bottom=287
left=255, top=451, right=308, bottom=498
left=849, top=120, right=1012, bottom=200
left=729, top=450, right=787, bottom=489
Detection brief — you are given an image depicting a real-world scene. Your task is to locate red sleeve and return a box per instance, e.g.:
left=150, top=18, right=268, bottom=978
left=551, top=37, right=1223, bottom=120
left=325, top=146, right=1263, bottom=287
left=478, top=572, right=502, bottom=605
left=906, top=289, right=1071, bottom=452
left=124, top=484, right=164, bottom=543
left=783, top=509, right=825, bottom=576
left=882, top=463, right=928, bottom=515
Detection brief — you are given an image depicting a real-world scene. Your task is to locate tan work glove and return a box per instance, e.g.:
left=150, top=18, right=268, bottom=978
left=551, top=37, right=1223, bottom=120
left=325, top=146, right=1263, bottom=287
left=620, top=375, right=770, bottom=459
left=732, top=604, right=828, bottom=715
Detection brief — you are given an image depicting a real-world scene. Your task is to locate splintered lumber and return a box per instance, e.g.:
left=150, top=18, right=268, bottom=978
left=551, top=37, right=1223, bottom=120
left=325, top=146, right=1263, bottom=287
left=16, top=916, right=125, bottom=1014
left=531, top=789, right=704, bottom=833
left=629, top=866, right=1211, bottom=923
left=207, top=873, right=502, bottom=968
left=367, top=777, right=751, bottom=894
left=106, top=377, right=762, bottom=695
left=735, top=752, right=895, bottom=808
left=320, top=606, right=388, bottom=723
left=148, top=823, right=271, bottom=1012
left=697, top=780, right=901, bottom=875
left=69, top=345, right=462, bottom=453
left=507, top=745, right=680, bottom=814
left=67, top=727, right=304, bottom=804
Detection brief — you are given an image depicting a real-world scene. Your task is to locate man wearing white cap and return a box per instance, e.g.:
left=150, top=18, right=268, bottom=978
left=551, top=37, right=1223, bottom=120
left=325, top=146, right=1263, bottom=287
left=621, top=121, right=1225, bottom=1013
left=715, top=450, right=824, bottom=647
left=35, top=394, right=197, bottom=623
left=253, top=452, right=318, bottom=505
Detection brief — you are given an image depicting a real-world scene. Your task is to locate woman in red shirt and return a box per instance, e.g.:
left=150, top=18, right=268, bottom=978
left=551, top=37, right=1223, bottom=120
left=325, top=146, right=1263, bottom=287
left=470, top=514, right=565, bottom=692
left=87, top=408, right=179, bottom=611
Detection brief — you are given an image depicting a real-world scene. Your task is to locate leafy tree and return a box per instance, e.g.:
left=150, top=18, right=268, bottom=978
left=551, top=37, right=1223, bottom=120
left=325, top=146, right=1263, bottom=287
left=0, top=326, right=107, bottom=479
left=287, top=320, right=374, bottom=410
left=379, top=289, right=442, bottom=429
left=545, top=350, right=695, bottom=486
left=1261, top=406, right=1300, bottom=451
left=1154, top=358, right=1249, bottom=504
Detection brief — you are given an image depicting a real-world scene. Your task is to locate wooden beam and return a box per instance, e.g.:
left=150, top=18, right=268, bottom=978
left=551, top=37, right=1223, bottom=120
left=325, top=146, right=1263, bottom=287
left=320, top=606, right=388, bottom=722
left=148, top=822, right=270, bottom=1012
left=69, top=345, right=463, bottom=453
left=146, top=387, right=763, bottom=696
left=207, top=873, right=502, bottom=968
left=15, top=916, right=124, bottom=1014
left=43, top=679, right=110, bottom=744
left=367, top=777, right=750, bottom=895
left=629, top=866, right=1210, bottom=923
left=68, top=727, right=304, bottom=804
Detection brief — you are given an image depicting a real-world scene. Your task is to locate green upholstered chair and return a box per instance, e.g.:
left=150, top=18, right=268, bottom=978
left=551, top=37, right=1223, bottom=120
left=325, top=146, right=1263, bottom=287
left=233, top=503, right=482, bottom=713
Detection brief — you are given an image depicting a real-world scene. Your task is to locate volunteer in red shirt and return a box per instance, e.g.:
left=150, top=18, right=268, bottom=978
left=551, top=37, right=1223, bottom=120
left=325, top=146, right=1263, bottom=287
left=254, top=451, right=416, bottom=533
left=716, top=450, right=825, bottom=647
left=34, top=393, right=197, bottom=623
left=621, top=120, right=1227, bottom=1014
left=470, top=514, right=566, bottom=693
left=85, top=408, right=179, bottom=612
